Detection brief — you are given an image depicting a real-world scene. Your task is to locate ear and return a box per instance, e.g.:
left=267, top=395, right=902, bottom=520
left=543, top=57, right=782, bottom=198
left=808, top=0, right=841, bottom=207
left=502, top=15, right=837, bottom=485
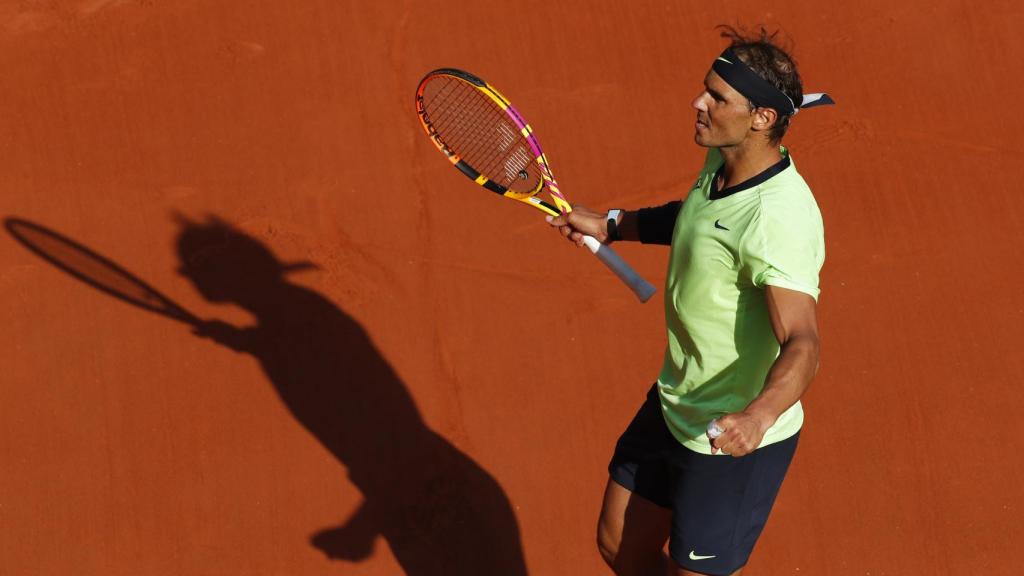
left=751, top=107, right=778, bottom=132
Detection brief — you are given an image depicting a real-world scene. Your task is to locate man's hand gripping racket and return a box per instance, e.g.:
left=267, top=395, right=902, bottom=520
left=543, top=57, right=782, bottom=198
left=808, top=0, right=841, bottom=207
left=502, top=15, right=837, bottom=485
left=415, top=68, right=656, bottom=303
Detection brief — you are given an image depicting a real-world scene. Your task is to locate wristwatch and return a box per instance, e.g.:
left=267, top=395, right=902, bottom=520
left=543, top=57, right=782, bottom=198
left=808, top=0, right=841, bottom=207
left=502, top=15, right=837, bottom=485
left=606, top=209, right=623, bottom=243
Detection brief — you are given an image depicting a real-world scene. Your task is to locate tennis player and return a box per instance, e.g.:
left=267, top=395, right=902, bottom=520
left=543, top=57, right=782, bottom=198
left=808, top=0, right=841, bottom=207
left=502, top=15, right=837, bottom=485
left=548, top=28, right=832, bottom=576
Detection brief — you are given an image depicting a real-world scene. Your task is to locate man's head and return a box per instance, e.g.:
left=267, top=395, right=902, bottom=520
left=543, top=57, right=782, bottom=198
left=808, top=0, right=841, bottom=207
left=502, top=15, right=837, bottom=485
left=175, top=214, right=314, bottom=304
left=692, top=26, right=804, bottom=148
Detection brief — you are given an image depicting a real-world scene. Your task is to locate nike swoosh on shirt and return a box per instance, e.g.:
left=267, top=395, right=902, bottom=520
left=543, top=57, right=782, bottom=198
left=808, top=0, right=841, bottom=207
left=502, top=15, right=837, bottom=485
left=714, top=219, right=730, bottom=231
left=689, top=551, right=717, bottom=560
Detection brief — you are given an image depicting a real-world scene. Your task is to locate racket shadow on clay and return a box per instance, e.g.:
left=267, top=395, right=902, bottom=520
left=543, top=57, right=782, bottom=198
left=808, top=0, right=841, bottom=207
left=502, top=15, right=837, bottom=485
left=5, top=217, right=200, bottom=325
left=174, top=215, right=527, bottom=575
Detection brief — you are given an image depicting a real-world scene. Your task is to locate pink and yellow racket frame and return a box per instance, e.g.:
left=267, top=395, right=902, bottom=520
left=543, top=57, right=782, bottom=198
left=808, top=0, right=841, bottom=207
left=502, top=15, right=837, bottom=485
left=415, top=68, right=569, bottom=218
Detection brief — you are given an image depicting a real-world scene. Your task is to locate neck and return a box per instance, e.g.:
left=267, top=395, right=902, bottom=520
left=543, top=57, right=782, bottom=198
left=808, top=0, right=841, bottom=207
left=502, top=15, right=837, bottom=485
left=717, top=139, right=783, bottom=190
left=229, top=280, right=292, bottom=318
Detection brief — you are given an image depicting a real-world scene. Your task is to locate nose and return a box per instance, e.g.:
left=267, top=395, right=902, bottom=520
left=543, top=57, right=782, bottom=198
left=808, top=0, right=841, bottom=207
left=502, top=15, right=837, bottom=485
left=691, top=91, right=709, bottom=113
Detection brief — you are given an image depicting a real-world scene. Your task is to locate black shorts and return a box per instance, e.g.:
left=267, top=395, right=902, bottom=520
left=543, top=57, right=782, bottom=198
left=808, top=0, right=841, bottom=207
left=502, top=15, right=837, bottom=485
left=608, top=384, right=799, bottom=576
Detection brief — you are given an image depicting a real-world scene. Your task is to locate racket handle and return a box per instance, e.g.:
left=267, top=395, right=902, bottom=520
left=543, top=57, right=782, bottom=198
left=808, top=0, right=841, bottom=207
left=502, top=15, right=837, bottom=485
left=581, top=236, right=657, bottom=303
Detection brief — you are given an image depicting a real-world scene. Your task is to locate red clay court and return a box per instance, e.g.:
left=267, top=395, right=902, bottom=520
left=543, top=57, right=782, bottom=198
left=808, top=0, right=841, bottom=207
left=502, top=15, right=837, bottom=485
left=2, top=1, right=1021, bottom=574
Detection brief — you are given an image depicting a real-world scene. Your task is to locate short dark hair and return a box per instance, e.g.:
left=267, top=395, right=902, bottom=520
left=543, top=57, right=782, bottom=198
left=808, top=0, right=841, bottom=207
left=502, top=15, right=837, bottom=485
left=717, top=25, right=803, bottom=143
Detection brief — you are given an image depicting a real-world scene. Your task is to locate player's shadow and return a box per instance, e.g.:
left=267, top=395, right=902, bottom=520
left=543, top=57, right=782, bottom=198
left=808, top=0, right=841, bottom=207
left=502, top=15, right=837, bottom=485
left=175, top=215, right=527, bottom=575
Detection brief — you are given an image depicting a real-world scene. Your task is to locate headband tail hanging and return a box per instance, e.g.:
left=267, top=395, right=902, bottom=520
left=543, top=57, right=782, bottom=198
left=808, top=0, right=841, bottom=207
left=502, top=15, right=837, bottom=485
left=796, top=93, right=835, bottom=113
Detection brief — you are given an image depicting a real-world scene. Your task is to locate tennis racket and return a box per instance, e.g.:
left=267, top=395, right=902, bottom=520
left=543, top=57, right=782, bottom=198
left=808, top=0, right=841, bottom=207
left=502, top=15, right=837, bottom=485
left=415, top=68, right=657, bottom=303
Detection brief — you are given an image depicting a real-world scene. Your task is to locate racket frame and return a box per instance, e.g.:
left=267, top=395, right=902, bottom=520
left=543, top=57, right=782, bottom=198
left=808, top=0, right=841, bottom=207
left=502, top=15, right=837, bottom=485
left=416, top=68, right=569, bottom=217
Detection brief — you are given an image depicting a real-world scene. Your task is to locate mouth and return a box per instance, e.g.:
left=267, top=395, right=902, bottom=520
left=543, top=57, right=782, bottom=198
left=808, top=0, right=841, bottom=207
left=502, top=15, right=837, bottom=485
left=695, top=117, right=709, bottom=131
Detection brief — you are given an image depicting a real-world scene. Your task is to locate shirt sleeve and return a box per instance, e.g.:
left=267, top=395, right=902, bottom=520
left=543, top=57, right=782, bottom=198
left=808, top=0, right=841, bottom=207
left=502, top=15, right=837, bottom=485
left=740, top=192, right=825, bottom=300
left=636, top=201, right=683, bottom=245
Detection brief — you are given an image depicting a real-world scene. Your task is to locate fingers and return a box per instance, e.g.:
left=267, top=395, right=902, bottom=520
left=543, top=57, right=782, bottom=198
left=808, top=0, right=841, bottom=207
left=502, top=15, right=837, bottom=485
left=545, top=212, right=574, bottom=241
left=545, top=214, right=569, bottom=227
left=711, top=432, right=756, bottom=458
left=557, top=223, right=586, bottom=246
left=710, top=431, right=730, bottom=456
left=565, top=210, right=603, bottom=239
left=546, top=210, right=589, bottom=247
left=707, top=415, right=760, bottom=458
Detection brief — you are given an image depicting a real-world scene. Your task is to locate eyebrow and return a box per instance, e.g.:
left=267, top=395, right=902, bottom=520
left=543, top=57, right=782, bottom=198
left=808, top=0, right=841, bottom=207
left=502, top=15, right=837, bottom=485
left=706, top=85, right=726, bottom=101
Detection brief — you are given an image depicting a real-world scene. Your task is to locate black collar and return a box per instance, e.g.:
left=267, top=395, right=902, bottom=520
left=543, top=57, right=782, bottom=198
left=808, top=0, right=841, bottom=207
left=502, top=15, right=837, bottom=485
left=709, top=154, right=791, bottom=200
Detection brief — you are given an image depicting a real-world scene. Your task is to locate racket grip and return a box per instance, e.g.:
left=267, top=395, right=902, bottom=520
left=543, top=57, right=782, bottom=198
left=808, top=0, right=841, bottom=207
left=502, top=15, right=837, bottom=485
left=581, top=236, right=657, bottom=303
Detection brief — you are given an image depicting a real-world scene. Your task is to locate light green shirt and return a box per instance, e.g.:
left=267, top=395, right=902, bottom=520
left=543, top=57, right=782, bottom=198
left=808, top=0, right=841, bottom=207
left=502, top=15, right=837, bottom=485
left=658, top=147, right=825, bottom=454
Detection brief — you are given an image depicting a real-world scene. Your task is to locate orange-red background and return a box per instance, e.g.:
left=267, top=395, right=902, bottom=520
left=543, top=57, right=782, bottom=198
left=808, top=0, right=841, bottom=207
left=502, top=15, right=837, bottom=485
left=2, top=1, right=1021, bottom=574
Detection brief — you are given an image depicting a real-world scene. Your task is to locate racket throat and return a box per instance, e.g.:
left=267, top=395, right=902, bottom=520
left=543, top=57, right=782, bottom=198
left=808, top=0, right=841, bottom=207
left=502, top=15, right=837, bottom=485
left=453, top=159, right=504, bottom=194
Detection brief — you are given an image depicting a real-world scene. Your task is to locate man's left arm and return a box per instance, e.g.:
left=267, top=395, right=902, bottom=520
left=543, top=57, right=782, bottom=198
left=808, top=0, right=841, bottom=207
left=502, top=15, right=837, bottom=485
left=710, top=285, right=820, bottom=457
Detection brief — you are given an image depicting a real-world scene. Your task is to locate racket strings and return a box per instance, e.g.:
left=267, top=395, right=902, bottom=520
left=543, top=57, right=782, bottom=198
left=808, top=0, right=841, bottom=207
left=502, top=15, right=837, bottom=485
left=460, top=98, right=525, bottom=183
left=437, top=83, right=494, bottom=156
left=424, top=80, right=497, bottom=164
left=422, top=78, right=543, bottom=192
left=430, top=81, right=505, bottom=170
left=427, top=78, right=477, bottom=135
left=425, top=79, right=485, bottom=149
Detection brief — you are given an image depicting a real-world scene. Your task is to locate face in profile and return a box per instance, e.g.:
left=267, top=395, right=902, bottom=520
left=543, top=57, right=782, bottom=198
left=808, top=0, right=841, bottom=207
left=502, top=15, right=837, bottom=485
left=691, top=70, right=758, bottom=148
